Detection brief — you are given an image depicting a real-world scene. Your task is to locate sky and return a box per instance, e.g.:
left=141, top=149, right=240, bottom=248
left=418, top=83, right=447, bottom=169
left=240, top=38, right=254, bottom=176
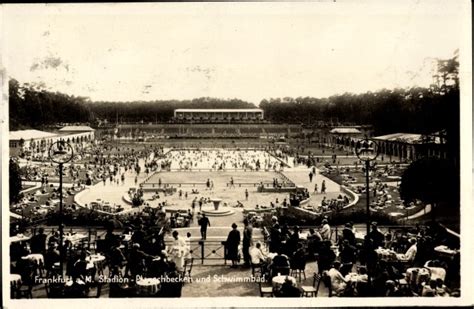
left=0, top=1, right=468, bottom=104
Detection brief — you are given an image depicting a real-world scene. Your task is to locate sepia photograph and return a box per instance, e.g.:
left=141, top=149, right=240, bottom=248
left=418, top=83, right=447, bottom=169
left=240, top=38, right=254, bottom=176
left=1, top=1, right=472, bottom=308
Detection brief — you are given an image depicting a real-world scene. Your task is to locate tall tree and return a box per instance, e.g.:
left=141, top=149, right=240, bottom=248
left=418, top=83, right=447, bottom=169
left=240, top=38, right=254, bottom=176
left=399, top=157, right=457, bottom=221
left=9, top=159, right=23, bottom=204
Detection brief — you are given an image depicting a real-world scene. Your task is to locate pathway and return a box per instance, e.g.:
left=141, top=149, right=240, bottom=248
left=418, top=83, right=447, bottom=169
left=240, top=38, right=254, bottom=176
left=407, top=204, right=432, bottom=220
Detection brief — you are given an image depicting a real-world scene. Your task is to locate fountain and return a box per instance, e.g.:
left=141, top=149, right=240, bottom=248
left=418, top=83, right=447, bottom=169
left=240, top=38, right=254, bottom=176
left=201, top=197, right=235, bottom=217
left=210, top=198, right=222, bottom=210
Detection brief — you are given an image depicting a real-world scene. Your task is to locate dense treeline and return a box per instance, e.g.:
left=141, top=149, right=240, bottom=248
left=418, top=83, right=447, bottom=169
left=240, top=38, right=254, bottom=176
left=90, top=98, right=256, bottom=123
left=9, top=79, right=94, bottom=130
left=260, top=86, right=457, bottom=135
left=260, top=55, right=459, bottom=135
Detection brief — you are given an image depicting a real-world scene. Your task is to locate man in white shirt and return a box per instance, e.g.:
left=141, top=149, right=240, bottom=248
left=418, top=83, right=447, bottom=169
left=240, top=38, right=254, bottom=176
left=249, top=242, right=266, bottom=265
left=169, top=230, right=187, bottom=271
left=320, top=219, right=331, bottom=241
left=397, top=238, right=417, bottom=262
left=327, top=262, right=348, bottom=295
left=404, top=238, right=417, bottom=261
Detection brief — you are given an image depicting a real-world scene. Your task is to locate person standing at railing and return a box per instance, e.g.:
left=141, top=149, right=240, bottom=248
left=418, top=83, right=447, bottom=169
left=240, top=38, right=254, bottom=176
left=169, top=231, right=187, bottom=272
left=198, top=214, right=210, bottom=240
left=226, top=223, right=241, bottom=268
left=368, top=222, right=384, bottom=249
left=184, top=232, right=192, bottom=260
left=242, top=219, right=253, bottom=268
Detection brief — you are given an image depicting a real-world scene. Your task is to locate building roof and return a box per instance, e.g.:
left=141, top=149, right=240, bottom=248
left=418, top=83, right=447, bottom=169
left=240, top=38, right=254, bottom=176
left=175, top=109, right=263, bottom=113
left=330, top=128, right=361, bottom=134
left=59, top=125, right=95, bottom=132
left=9, top=130, right=57, bottom=141
left=373, top=133, right=440, bottom=144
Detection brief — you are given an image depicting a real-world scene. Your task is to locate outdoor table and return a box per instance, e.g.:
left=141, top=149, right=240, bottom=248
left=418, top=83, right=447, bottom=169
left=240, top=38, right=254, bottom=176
left=375, top=248, right=398, bottom=262
left=86, top=254, right=106, bottom=271
left=10, top=274, right=22, bottom=289
left=354, top=232, right=365, bottom=241
left=272, top=275, right=296, bottom=289
left=136, top=277, right=161, bottom=296
left=65, top=278, right=86, bottom=287
left=64, top=233, right=88, bottom=244
left=344, top=272, right=367, bottom=287
left=344, top=272, right=360, bottom=283
left=394, top=253, right=411, bottom=263
left=406, top=267, right=431, bottom=286
left=299, top=232, right=308, bottom=240
left=21, top=253, right=44, bottom=265
left=10, top=234, right=32, bottom=243
left=434, top=245, right=458, bottom=257
left=426, top=267, right=446, bottom=281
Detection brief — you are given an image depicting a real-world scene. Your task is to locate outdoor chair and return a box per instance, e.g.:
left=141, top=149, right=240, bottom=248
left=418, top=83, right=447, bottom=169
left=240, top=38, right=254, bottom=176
left=321, top=272, right=333, bottom=297
left=258, top=278, right=273, bottom=297
left=95, top=239, right=108, bottom=254
left=83, top=230, right=98, bottom=253
left=271, top=266, right=290, bottom=278
left=301, top=272, right=322, bottom=297
left=396, top=274, right=410, bottom=292
left=16, top=282, right=34, bottom=299
left=44, top=282, right=65, bottom=298
left=355, top=280, right=371, bottom=297
left=290, top=258, right=307, bottom=282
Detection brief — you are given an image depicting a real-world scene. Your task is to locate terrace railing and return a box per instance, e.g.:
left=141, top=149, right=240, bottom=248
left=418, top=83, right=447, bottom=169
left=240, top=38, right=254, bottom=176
left=163, top=239, right=270, bottom=265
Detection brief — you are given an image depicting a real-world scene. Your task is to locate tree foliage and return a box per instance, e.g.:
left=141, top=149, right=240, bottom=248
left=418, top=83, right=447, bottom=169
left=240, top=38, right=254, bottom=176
left=259, top=85, right=458, bottom=136
left=399, top=157, right=458, bottom=219
left=9, top=79, right=94, bottom=130
left=9, top=159, right=23, bottom=204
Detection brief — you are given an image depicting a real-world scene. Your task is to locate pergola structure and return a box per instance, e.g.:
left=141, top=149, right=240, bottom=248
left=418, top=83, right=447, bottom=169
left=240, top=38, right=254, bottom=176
left=174, top=109, right=264, bottom=122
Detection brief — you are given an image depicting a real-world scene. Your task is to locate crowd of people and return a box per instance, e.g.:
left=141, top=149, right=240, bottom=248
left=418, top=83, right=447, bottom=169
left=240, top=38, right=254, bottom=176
left=260, top=218, right=460, bottom=297
left=160, top=149, right=284, bottom=171
left=9, top=141, right=460, bottom=299
left=319, top=195, right=350, bottom=212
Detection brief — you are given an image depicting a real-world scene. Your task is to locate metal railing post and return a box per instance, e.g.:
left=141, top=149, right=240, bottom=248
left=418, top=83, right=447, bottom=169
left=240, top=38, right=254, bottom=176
left=200, top=240, right=204, bottom=264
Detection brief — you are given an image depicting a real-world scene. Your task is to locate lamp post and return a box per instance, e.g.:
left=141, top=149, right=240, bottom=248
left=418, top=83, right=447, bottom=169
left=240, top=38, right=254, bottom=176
left=48, top=140, right=74, bottom=277
left=355, top=137, right=378, bottom=289
left=355, top=137, right=379, bottom=235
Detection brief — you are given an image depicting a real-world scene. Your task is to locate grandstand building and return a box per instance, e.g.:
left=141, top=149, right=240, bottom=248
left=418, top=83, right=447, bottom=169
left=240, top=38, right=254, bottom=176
left=114, top=108, right=303, bottom=140
left=174, top=108, right=264, bottom=123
